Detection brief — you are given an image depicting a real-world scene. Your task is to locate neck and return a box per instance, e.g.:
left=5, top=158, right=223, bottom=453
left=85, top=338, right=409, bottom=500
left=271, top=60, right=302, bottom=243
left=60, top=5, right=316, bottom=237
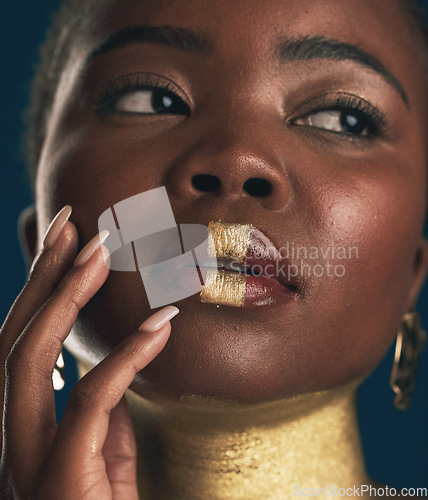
left=125, top=382, right=369, bottom=499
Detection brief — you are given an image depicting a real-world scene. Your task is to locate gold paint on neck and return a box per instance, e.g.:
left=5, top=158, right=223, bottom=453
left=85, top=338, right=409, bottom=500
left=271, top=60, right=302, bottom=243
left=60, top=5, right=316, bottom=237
left=200, top=269, right=246, bottom=307
left=124, top=381, right=371, bottom=499
left=208, top=221, right=254, bottom=262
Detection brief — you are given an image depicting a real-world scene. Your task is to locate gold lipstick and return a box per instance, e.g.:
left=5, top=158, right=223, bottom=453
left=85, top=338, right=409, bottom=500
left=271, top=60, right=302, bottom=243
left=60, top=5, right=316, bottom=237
left=200, top=269, right=246, bottom=307
left=200, top=221, right=255, bottom=307
left=207, top=221, right=254, bottom=262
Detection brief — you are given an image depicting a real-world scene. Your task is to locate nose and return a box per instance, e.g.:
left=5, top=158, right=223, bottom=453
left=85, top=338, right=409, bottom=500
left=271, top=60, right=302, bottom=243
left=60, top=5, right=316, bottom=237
left=166, top=127, right=290, bottom=212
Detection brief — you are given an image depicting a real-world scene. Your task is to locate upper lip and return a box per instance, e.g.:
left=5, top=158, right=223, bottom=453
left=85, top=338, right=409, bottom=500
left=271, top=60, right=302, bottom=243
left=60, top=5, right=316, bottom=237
left=200, top=225, right=299, bottom=291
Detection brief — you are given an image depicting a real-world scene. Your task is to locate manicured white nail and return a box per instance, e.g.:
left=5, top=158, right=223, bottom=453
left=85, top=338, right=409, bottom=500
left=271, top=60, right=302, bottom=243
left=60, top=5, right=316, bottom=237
left=74, top=230, right=110, bottom=267
left=138, top=306, right=180, bottom=332
left=42, top=205, right=72, bottom=249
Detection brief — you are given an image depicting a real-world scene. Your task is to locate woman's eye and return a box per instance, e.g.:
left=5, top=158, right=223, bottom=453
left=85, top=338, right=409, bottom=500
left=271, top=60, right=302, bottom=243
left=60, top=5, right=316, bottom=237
left=295, top=110, right=369, bottom=136
left=115, top=88, right=189, bottom=115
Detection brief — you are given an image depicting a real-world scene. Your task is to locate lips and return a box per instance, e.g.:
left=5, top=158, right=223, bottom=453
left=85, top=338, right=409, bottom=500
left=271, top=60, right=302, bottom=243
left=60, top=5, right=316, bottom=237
left=199, top=221, right=298, bottom=308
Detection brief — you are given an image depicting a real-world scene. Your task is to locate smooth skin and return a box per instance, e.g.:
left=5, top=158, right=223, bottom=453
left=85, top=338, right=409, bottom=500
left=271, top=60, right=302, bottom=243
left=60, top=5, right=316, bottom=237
left=1, top=0, right=428, bottom=497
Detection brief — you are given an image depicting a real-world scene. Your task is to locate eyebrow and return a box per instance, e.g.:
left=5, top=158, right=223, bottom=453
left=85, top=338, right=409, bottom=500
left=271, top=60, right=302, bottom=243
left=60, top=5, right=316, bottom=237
left=85, top=27, right=408, bottom=108
left=86, top=25, right=214, bottom=66
left=275, top=36, right=408, bottom=107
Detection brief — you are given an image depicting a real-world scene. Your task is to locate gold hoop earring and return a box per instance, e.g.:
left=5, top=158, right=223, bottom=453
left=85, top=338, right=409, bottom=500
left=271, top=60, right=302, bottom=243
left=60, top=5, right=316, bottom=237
left=390, top=311, right=426, bottom=410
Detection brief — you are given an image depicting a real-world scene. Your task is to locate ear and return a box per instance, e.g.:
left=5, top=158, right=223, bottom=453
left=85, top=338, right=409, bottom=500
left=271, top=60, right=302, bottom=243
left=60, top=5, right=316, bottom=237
left=408, top=236, right=428, bottom=310
left=17, top=205, right=39, bottom=273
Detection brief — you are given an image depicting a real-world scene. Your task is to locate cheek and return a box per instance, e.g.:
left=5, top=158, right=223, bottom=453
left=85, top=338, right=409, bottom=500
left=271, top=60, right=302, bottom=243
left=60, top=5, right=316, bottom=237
left=37, top=128, right=172, bottom=244
left=37, top=132, right=166, bottom=363
left=305, top=166, right=423, bottom=384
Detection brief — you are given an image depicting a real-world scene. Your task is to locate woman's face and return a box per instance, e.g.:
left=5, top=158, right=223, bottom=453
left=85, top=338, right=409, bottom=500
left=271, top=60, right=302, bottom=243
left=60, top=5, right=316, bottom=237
left=34, top=0, right=428, bottom=403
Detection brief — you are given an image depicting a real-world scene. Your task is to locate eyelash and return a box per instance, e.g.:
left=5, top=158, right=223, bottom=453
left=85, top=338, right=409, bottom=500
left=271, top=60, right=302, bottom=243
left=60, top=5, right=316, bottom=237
left=94, top=76, right=387, bottom=140
left=93, top=72, right=190, bottom=116
left=291, top=93, right=388, bottom=139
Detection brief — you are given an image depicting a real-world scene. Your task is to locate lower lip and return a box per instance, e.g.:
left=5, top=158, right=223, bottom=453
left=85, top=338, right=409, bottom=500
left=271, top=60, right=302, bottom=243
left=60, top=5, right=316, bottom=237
left=244, top=273, right=296, bottom=307
left=198, top=269, right=297, bottom=308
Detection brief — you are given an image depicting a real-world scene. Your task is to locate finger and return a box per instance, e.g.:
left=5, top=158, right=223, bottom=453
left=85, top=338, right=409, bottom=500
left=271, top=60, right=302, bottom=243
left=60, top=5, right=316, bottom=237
left=0, top=206, right=76, bottom=355
left=3, top=232, right=110, bottom=483
left=102, top=396, right=138, bottom=500
left=44, top=307, right=178, bottom=492
left=0, top=207, right=78, bottom=446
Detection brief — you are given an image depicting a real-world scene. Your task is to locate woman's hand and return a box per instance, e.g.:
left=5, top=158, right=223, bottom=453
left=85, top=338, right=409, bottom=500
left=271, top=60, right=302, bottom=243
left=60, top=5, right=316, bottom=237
left=0, top=206, right=178, bottom=500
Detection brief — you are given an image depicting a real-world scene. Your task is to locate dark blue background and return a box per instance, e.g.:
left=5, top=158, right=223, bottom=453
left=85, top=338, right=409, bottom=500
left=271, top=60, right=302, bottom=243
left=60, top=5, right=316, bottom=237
left=2, top=1, right=428, bottom=489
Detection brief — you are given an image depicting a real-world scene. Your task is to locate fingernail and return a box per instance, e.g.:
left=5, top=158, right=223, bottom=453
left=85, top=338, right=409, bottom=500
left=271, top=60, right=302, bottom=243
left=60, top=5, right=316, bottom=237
left=138, top=306, right=180, bottom=332
left=42, top=205, right=73, bottom=249
left=74, top=230, right=110, bottom=267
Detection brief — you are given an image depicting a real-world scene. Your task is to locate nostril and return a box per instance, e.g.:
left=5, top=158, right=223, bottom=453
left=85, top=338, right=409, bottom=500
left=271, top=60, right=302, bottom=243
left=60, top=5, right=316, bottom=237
left=192, top=174, right=221, bottom=192
left=243, top=178, right=272, bottom=197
